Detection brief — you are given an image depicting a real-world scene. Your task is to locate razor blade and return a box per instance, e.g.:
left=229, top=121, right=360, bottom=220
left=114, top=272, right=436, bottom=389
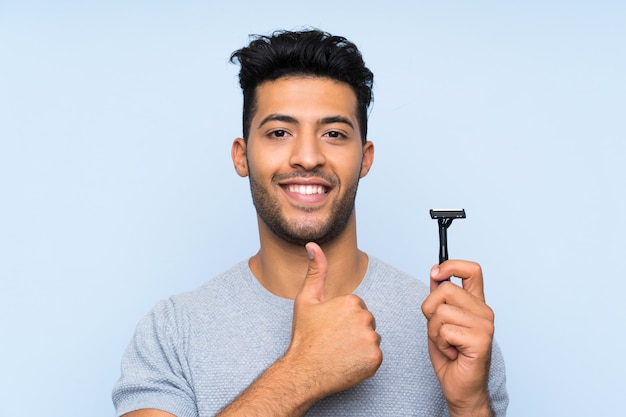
left=429, top=209, right=466, bottom=220
left=430, top=209, right=466, bottom=265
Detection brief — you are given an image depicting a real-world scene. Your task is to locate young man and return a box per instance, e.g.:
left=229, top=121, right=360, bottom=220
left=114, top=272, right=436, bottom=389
left=113, top=29, right=508, bottom=417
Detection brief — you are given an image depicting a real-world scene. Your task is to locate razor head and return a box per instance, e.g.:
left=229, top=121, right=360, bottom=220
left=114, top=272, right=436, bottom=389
left=431, top=208, right=466, bottom=266
left=430, top=209, right=466, bottom=220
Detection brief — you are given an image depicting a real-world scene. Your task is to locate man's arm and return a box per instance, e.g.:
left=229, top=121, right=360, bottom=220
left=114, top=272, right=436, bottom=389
left=117, top=243, right=381, bottom=417
left=422, top=260, right=496, bottom=417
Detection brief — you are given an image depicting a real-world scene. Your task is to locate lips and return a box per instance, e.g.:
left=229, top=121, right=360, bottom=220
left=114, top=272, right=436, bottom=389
left=284, top=184, right=328, bottom=195
left=278, top=176, right=333, bottom=204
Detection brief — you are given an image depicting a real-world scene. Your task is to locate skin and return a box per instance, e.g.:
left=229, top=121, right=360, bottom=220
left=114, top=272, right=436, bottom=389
left=424, top=262, right=495, bottom=417
left=232, top=76, right=374, bottom=300
left=123, top=76, right=495, bottom=417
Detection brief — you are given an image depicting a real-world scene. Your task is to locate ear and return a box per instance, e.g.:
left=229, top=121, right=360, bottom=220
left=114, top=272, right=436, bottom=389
left=359, top=140, right=375, bottom=178
left=231, top=138, right=249, bottom=177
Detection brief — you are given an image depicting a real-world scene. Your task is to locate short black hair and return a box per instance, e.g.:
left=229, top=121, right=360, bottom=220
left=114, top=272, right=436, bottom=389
left=230, top=29, right=374, bottom=143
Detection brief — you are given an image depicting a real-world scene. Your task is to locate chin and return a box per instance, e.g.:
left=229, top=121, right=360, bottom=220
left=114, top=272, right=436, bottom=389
left=274, top=223, right=347, bottom=247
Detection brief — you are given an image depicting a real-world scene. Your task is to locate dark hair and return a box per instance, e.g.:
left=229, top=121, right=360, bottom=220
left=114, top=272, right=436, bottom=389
left=230, top=29, right=374, bottom=143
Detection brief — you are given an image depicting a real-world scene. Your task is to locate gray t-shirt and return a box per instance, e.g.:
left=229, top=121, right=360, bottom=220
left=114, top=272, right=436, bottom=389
left=113, top=256, right=508, bottom=416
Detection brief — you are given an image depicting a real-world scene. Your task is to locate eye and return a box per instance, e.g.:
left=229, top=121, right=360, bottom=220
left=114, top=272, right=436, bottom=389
left=269, top=129, right=288, bottom=138
left=324, top=130, right=347, bottom=139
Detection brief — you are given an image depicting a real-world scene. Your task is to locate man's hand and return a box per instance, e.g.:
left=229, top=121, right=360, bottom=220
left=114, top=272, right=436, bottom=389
left=421, top=260, right=495, bottom=417
left=218, top=242, right=381, bottom=416
left=284, top=242, right=382, bottom=400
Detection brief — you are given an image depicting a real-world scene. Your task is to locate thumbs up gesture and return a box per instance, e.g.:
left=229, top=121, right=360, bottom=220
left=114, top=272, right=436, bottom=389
left=284, top=242, right=382, bottom=400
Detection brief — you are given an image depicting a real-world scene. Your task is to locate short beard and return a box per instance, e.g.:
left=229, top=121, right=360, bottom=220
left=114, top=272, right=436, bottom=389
left=248, top=169, right=360, bottom=247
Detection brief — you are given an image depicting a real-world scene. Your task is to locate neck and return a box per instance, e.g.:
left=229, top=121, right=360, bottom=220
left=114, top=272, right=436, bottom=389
left=249, top=216, right=368, bottom=300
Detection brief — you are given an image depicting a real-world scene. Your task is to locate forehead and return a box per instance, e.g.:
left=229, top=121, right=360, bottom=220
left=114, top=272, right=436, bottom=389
left=252, top=76, right=359, bottom=122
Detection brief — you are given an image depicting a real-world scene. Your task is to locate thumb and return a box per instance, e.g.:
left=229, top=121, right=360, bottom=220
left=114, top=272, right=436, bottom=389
left=297, top=242, right=328, bottom=304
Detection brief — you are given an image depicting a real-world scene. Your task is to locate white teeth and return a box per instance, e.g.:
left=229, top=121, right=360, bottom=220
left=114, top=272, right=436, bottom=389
left=287, top=184, right=326, bottom=195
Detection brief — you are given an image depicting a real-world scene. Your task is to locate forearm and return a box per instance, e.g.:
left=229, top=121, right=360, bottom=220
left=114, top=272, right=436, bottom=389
left=216, top=355, right=321, bottom=417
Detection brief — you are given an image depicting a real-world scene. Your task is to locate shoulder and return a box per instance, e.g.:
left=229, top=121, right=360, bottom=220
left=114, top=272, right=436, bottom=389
left=139, top=261, right=252, bottom=327
left=173, top=260, right=250, bottom=304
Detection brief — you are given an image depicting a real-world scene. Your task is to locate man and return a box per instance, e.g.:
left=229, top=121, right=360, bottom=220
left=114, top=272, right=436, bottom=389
left=113, top=29, right=508, bottom=417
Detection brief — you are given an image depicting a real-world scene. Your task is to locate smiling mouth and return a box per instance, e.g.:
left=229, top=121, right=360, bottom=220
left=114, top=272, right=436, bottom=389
left=284, top=184, right=329, bottom=195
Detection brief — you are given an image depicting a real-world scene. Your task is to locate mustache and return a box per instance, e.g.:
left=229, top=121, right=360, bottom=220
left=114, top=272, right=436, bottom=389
left=272, top=170, right=338, bottom=186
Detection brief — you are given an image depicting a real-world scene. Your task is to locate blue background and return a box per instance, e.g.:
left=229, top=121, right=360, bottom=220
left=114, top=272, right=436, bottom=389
left=1, top=1, right=624, bottom=416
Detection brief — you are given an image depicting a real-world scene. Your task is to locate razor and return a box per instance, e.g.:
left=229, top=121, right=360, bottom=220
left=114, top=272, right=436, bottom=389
left=430, top=209, right=466, bottom=267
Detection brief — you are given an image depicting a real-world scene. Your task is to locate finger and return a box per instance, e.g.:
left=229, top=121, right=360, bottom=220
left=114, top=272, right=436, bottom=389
left=429, top=338, right=460, bottom=361
left=425, top=306, right=458, bottom=361
left=296, top=242, right=328, bottom=304
left=426, top=305, right=492, bottom=360
left=430, top=260, right=485, bottom=301
left=429, top=265, right=446, bottom=293
left=426, top=302, right=494, bottom=340
left=431, top=321, right=494, bottom=359
left=422, top=282, right=493, bottom=322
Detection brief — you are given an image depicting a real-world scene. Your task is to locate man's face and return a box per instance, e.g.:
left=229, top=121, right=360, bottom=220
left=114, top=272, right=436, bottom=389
left=232, top=76, right=374, bottom=246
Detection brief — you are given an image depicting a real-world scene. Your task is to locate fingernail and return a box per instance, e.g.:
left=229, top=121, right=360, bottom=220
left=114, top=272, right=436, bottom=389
left=305, top=245, right=314, bottom=260
left=431, top=266, right=439, bottom=278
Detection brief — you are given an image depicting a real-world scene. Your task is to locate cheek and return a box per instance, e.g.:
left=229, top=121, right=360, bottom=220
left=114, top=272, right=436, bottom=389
left=330, top=154, right=363, bottom=180
left=246, top=148, right=284, bottom=177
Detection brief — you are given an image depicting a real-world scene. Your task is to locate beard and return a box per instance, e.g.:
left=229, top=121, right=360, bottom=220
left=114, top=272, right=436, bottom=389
left=248, top=168, right=360, bottom=247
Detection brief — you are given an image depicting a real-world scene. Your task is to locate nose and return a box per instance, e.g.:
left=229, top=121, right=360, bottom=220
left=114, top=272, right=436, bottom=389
left=288, top=133, right=326, bottom=171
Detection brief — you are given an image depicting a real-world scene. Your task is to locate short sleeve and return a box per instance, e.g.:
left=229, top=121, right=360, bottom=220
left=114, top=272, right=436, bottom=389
left=488, top=340, right=509, bottom=416
left=112, top=299, right=198, bottom=417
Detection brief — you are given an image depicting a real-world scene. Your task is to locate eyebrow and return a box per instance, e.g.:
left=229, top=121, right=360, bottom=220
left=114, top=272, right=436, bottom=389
left=320, top=116, right=354, bottom=130
left=258, top=114, right=298, bottom=128
left=257, top=114, right=354, bottom=130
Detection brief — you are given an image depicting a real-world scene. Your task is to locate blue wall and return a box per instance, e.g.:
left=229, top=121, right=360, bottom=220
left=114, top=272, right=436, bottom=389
left=1, top=1, right=624, bottom=415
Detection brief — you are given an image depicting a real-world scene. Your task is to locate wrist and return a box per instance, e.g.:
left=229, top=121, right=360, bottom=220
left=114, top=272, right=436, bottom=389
left=448, top=394, right=494, bottom=417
